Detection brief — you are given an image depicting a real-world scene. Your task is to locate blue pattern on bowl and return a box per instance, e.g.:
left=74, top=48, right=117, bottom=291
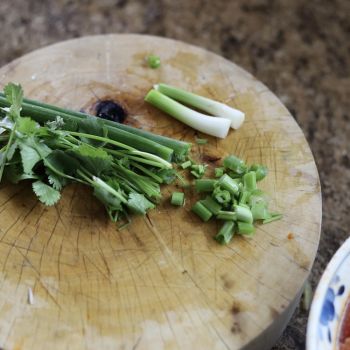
left=307, top=241, right=350, bottom=350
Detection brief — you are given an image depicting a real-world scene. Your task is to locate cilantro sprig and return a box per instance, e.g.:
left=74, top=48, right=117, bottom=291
left=0, top=83, right=181, bottom=222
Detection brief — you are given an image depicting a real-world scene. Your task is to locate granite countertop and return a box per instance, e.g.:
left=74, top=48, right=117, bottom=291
left=0, top=0, right=349, bottom=348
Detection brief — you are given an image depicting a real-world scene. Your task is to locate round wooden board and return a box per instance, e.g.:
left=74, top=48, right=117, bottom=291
left=0, top=35, right=321, bottom=350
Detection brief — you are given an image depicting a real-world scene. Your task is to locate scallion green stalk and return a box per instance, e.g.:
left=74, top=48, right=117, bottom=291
left=0, top=94, right=192, bottom=161
left=218, top=174, right=240, bottom=195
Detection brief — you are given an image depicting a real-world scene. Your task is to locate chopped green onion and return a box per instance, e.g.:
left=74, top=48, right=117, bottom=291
left=145, top=89, right=231, bottom=139
left=201, top=196, right=222, bottom=215
left=239, top=190, right=250, bottom=205
left=243, top=171, right=257, bottom=191
left=171, top=192, right=185, bottom=206
left=213, top=187, right=231, bottom=204
left=251, top=201, right=269, bottom=220
left=223, top=155, right=247, bottom=174
left=234, top=204, right=253, bottom=224
left=154, top=83, right=245, bottom=129
left=195, top=138, right=208, bottom=145
left=237, top=222, right=255, bottom=236
left=218, top=174, right=240, bottom=195
left=147, top=55, right=161, bottom=69
left=181, top=160, right=192, bottom=169
left=215, top=221, right=235, bottom=244
left=195, top=179, right=217, bottom=192
left=263, top=214, right=283, bottom=224
left=191, top=201, right=212, bottom=222
left=214, top=167, right=225, bottom=178
left=216, top=211, right=236, bottom=221
left=249, top=164, right=268, bottom=181
left=190, top=164, right=206, bottom=178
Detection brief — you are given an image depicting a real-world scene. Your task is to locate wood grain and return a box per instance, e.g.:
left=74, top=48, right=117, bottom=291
left=0, top=34, right=321, bottom=350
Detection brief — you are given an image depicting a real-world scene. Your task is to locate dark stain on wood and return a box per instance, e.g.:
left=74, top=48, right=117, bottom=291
left=231, top=321, right=242, bottom=334
left=221, top=274, right=235, bottom=290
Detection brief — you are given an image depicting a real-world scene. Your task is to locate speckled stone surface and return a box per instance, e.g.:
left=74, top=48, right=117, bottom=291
left=0, top=0, right=349, bottom=348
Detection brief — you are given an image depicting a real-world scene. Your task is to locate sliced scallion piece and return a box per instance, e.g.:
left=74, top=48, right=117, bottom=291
left=216, top=211, right=237, bottom=221
left=195, top=179, right=217, bottom=193
left=171, top=192, right=185, bottom=206
left=201, top=196, right=222, bottom=215
left=237, top=222, right=255, bottom=236
left=215, top=221, right=235, bottom=244
left=234, top=204, right=253, bottom=224
left=191, top=201, right=212, bottom=222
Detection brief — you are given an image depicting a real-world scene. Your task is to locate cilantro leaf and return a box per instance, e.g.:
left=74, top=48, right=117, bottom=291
left=17, top=117, right=39, bottom=134
left=78, top=117, right=108, bottom=147
left=6, top=141, right=18, bottom=161
left=45, top=150, right=80, bottom=177
left=19, top=142, right=41, bottom=174
left=4, top=83, right=23, bottom=120
left=5, top=162, right=39, bottom=183
left=126, top=192, right=155, bottom=215
left=69, top=144, right=112, bottom=176
left=46, top=168, right=67, bottom=190
left=32, top=181, right=61, bottom=206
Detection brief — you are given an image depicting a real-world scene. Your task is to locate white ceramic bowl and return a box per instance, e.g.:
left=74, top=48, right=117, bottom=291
left=307, top=237, right=350, bottom=350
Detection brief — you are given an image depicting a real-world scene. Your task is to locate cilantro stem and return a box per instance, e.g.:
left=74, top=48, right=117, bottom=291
left=0, top=121, right=17, bottom=182
left=66, top=131, right=134, bottom=151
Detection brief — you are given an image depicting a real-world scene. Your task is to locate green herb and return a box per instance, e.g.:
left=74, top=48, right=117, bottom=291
left=171, top=192, right=185, bottom=206
left=216, top=211, right=236, bottom=221
left=263, top=214, right=283, bottom=224
left=0, top=83, right=187, bottom=222
left=147, top=55, right=161, bottom=69
left=0, top=92, right=192, bottom=162
left=223, top=155, right=247, bottom=174
left=218, top=174, right=240, bottom=195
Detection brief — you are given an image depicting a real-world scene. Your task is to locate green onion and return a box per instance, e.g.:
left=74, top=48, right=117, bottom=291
left=147, top=55, right=161, bottom=69
left=215, top=221, right=235, bottom=244
left=191, top=201, right=212, bottom=221
left=239, top=190, right=250, bottom=205
left=216, top=211, right=236, bottom=221
left=191, top=164, right=206, bottom=178
left=263, top=214, right=283, bottom=224
left=195, top=179, right=217, bottom=192
left=243, top=171, right=257, bottom=191
left=0, top=94, right=191, bottom=161
left=155, top=83, right=245, bottom=129
left=218, top=174, right=240, bottom=195
left=223, top=155, right=247, bottom=174
left=213, top=187, right=231, bottom=204
left=181, top=160, right=192, bottom=169
left=251, top=201, right=269, bottom=220
left=234, top=204, right=253, bottom=224
left=201, top=196, right=222, bottom=215
left=214, top=167, right=224, bottom=178
left=237, top=222, right=255, bottom=236
left=145, top=89, right=231, bottom=138
left=171, top=192, right=185, bottom=206
left=249, top=164, right=268, bottom=181
left=195, top=138, right=208, bottom=145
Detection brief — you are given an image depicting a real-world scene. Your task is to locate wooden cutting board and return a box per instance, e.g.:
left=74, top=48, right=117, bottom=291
left=0, top=34, right=321, bottom=350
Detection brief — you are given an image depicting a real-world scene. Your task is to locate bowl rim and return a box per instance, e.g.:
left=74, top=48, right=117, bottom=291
left=307, top=237, right=350, bottom=349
